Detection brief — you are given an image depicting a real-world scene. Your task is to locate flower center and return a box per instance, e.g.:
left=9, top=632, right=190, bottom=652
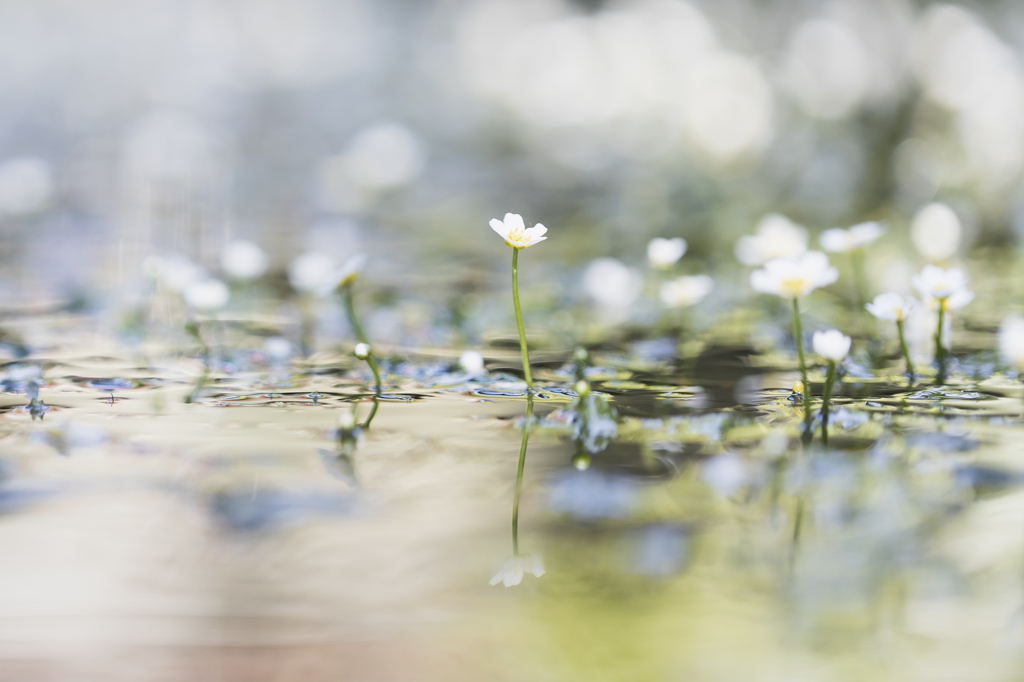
left=780, top=277, right=807, bottom=297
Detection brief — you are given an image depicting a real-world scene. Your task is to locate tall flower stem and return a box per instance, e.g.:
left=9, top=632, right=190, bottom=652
left=511, top=248, right=533, bottom=391
left=934, top=301, right=947, bottom=385
left=820, top=360, right=837, bottom=448
left=850, top=251, right=869, bottom=315
left=342, top=285, right=370, bottom=345
left=896, top=319, right=915, bottom=386
left=342, top=285, right=382, bottom=395
left=791, top=299, right=812, bottom=445
left=511, top=393, right=534, bottom=557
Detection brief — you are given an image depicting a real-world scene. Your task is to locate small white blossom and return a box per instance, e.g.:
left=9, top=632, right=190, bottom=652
left=183, top=279, right=229, bottom=311
left=489, top=213, right=548, bottom=249
left=999, top=316, right=1024, bottom=371
left=489, top=554, right=546, bottom=587
left=317, top=254, right=369, bottom=297
left=912, top=265, right=974, bottom=310
left=354, top=343, right=371, bottom=359
left=749, top=251, right=838, bottom=299
left=288, top=252, right=336, bottom=294
left=221, top=240, right=268, bottom=280
left=819, top=221, right=884, bottom=253
left=865, top=292, right=915, bottom=322
left=659, top=275, right=714, bottom=308
left=812, top=329, right=852, bottom=363
left=646, top=237, right=687, bottom=269
left=735, top=214, right=808, bottom=266
left=459, top=350, right=486, bottom=375
left=911, top=203, right=961, bottom=261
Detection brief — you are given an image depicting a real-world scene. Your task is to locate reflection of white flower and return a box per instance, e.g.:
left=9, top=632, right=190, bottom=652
left=183, top=279, right=229, bottom=311
left=912, top=265, right=974, bottom=310
left=659, top=275, right=714, bottom=308
left=735, top=214, right=808, bottom=265
left=911, top=203, right=961, bottom=261
left=999, top=316, right=1024, bottom=371
left=812, top=329, right=851, bottom=362
left=647, top=238, right=687, bottom=269
left=819, top=221, right=884, bottom=253
left=750, top=251, right=838, bottom=299
left=489, top=213, right=548, bottom=249
left=144, top=255, right=205, bottom=292
left=459, top=350, right=485, bottom=375
left=865, top=292, right=914, bottom=322
left=262, top=337, right=292, bottom=362
left=489, top=554, right=546, bottom=587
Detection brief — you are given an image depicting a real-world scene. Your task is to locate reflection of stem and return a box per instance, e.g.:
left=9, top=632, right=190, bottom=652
left=185, top=320, right=210, bottom=404
left=511, top=393, right=534, bottom=557
left=790, top=495, right=805, bottom=572
left=791, top=299, right=812, bottom=445
left=934, top=301, right=947, bottom=385
left=896, top=319, right=915, bottom=387
left=511, top=248, right=533, bottom=391
left=299, top=296, right=314, bottom=358
left=821, top=361, right=837, bottom=448
left=362, top=395, right=380, bottom=429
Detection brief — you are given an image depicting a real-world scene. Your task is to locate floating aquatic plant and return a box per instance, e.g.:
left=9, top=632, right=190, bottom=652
left=912, top=265, right=974, bottom=385
left=866, top=293, right=916, bottom=385
left=812, top=329, right=852, bottom=447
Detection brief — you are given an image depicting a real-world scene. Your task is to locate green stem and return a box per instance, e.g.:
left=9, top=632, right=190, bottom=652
left=511, top=248, right=533, bottom=391
left=342, top=285, right=370, bottom=345
left=511, top=393, right=534, bottom=556
left=821, top=361, right=836, bottom=448
left=934, top=301, right=947, bottom=385
left=896, top=319, right=915, bottom=386
left=850, top=250, right=868, bottom=313
left=791, top=299, right=812, bottom=445
left=365, top=354, right=383, bottom=396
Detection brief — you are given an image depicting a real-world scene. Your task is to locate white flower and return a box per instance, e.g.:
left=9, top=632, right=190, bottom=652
left=489, top=213, right=548, bottom=249
left=647, top=237, right=687, bottom=269
left=819, top=221, right=884, bottom=253
left=583, top=258, right=642, bottom=310
left=288, top=252, right=336, bottom=293
left=749, top=251, right=838, bottom=299
left=865, top=293, right=914, bottom=322
left=735, top=214, right=808, bottom=266
left=812, top=329, right=852, bottom=363
left=183, top=279, right=229, bottom=311
left=316, top=254, right=369, bottom=297
left=459, top=350, right=485, bottom=375
left=659, top=275, right=714, bottom=308
left=912, top=265, right=974, bottom=310
left=489, top=554, right=546, bottom=587
left=354, top=343, right=371, bottom=359
left=999, top=316, right=1024, bottom=371
left=911, top=203, right=961, bottom=261
left=222, top=240, right=268, bottom=280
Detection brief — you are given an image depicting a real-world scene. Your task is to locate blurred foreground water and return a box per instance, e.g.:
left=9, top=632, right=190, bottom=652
left=2, top=314, right=1024, bottom=681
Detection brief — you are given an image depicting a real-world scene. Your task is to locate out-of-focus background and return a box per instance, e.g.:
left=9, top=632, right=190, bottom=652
left=2, top=0, right=1022, bottom=346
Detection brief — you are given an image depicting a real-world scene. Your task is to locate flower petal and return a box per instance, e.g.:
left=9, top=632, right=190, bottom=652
left=490, top=218, right=509, bottom=238
left=504, top=213, right=525, bottom=232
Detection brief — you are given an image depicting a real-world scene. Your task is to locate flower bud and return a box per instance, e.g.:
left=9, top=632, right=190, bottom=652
left=574, top=380, right=591, bottom=397
left=572, top=453, right=591, bottom=470
left=354, top=343, right=371, bottom=360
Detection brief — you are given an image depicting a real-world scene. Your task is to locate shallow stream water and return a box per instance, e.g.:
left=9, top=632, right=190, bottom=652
left=2, top=316, right=1024, bottom=681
